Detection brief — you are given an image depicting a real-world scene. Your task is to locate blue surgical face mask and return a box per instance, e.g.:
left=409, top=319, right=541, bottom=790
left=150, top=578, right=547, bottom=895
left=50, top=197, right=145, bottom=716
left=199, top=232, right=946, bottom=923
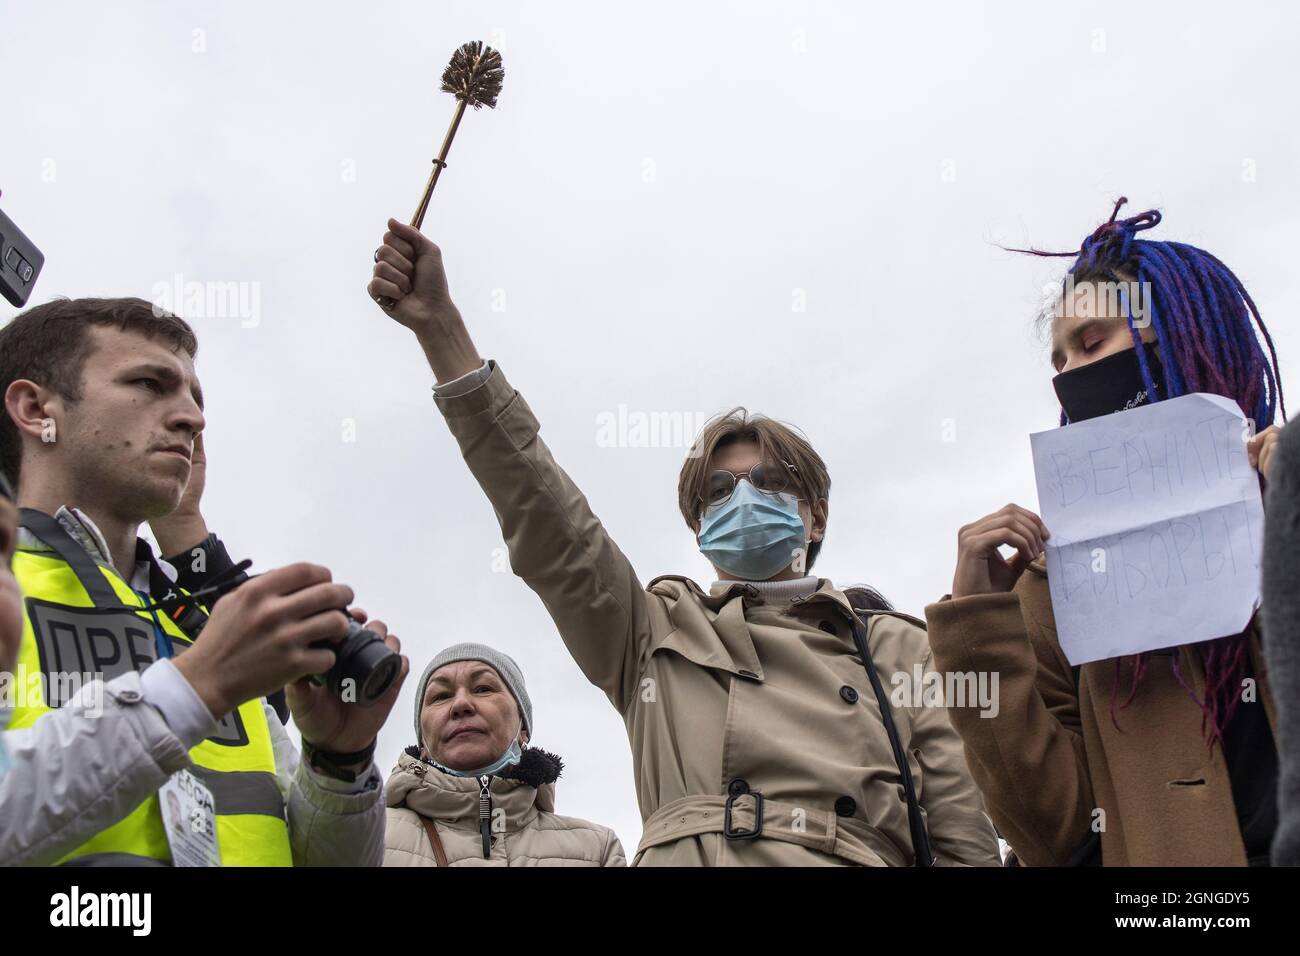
left=432, top=738, right=523, bottom=778
left=698, top=479, right=808, bottom=580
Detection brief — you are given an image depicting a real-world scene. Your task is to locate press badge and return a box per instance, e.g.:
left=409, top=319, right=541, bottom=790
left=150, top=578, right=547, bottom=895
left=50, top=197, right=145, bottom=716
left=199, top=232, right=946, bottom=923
left=160, top=769, right=221, bottom=867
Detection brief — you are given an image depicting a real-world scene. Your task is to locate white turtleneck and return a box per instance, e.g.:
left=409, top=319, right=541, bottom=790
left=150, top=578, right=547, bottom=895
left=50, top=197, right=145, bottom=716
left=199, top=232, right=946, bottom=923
left=712, top=575, right=821, bottom=603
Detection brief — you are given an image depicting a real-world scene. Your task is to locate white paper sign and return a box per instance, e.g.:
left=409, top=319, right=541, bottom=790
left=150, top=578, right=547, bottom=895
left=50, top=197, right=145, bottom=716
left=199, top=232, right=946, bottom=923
left=1030, top=392, right=1263, bottom=666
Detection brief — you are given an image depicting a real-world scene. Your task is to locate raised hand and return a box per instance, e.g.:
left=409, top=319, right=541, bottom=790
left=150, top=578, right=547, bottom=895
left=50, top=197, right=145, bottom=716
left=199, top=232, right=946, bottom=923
left=149, top=432, right=210, bottom=555
left=951, top=504, right=1050, bottom=599
left=367, top=218, right=483, bottom=384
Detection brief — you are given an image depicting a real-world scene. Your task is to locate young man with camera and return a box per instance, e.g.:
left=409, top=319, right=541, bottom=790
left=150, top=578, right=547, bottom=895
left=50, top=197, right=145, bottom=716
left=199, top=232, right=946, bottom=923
left=0, top=297, right=408, bottom=866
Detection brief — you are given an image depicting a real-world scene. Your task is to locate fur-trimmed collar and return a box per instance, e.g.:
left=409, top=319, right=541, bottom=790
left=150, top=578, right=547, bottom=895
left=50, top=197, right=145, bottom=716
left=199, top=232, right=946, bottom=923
left=402, top=744, right=564, bottom=787
left=387, top=747, right=563, bottom=825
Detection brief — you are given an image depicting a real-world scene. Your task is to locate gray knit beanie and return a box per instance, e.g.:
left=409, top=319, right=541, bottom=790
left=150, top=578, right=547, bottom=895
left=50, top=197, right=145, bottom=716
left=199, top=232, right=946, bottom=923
left=414, top=643, right=532, bottom=747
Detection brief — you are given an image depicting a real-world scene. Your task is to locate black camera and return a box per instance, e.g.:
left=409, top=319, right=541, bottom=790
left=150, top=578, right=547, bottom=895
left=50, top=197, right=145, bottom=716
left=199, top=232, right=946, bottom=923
left=310, top=615, right=402, bottom=707
left=1, top=202, right=44, bottom=308
left=182, top=564, right=401, bottom=708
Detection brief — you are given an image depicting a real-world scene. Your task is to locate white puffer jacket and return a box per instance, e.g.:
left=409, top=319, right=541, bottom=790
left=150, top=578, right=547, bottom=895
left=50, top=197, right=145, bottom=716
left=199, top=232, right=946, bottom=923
left=383, top=749, right=625, bottom=867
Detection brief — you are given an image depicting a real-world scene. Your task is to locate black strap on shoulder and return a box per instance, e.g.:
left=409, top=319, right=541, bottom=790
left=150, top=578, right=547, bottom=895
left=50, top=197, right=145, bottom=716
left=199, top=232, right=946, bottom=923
left=138, top=539, right=209, bottom=641
left=1066, top=829, right=1102, bottom=866
left=141, top=539, right=178, bottom=600
left=18, top=509, right=211, bottom=643
left=847, top=607, right=936, bottom=867
left=18, top=508, right=119, bottom=605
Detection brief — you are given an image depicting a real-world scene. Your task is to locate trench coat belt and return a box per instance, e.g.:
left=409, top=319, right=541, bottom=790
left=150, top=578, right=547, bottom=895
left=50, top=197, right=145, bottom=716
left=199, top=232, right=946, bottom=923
left=636, top=793, right=905, bottom=866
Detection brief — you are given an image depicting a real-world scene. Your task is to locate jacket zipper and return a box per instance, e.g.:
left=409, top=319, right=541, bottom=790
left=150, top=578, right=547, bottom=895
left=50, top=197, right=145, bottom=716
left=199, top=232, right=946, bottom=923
left=478, top=775, right=492, bottom=859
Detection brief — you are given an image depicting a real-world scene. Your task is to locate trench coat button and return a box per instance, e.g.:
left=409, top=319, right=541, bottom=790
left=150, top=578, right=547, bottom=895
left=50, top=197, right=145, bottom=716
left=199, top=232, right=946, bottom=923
left=118, top=689, right=141, bottom=703
left=728, top=778, right=750, bottom=797
left=818, top=620, right=837, bottom=634
left=834, top=796, right=857, bottom=817
left=839, top=685, right=859, bottom=705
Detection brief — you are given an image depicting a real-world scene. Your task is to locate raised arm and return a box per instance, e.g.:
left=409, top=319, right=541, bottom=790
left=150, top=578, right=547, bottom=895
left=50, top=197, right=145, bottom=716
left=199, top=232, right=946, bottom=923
left=368, top=220, right=664, bottom=711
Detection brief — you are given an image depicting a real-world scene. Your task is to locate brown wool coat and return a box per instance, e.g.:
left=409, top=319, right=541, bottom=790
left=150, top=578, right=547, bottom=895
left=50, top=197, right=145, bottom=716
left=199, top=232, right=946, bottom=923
left=925, top=558, right=1276, bottom=866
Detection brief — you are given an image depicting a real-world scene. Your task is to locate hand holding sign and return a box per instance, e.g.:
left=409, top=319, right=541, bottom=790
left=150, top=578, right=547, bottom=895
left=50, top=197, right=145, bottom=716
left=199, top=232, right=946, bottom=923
left=1031, top=393, right=1265, bottom=666
left=1246, top=424, right=1282, bottom=481
left=951, top=503, right=1050, bottom=598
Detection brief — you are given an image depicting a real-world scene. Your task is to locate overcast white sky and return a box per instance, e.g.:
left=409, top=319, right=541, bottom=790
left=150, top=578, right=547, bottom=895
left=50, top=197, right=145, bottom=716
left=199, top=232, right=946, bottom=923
left=3, top=0, right=1297, bottom=857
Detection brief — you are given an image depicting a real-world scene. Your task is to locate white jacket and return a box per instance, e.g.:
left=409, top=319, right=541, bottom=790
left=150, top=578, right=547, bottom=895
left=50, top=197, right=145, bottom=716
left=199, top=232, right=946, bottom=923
left=0, top=670, right=385, bottom=866
left=1, top=506, right=385, bottom=867
left=384, top=750, right=625, bottom=867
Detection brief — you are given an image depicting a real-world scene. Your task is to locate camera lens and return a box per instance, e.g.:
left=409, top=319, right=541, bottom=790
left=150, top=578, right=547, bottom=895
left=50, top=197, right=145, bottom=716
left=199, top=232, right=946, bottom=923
left=356, top=646, right=402, bottom=705
left=319, top=617, right=401, bottom=706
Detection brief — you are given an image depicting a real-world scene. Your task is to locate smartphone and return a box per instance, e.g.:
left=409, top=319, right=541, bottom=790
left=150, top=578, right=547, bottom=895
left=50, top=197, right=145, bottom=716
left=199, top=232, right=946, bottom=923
left=0, top=206, right=44, bottom=307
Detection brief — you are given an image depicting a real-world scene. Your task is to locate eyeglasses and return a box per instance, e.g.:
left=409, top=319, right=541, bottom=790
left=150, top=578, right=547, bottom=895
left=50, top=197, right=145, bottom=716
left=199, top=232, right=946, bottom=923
left=698, top=460, right=799, bottom=515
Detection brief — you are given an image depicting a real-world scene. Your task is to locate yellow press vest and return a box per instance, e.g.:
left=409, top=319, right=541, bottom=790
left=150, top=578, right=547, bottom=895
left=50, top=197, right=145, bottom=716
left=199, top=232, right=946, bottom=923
left=8, top=510, right=293, bottom=866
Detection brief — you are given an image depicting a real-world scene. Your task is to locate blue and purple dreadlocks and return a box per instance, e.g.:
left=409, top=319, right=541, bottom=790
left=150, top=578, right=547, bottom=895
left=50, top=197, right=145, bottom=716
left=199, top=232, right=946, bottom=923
left=1019, top=197, right=1287, bottom=745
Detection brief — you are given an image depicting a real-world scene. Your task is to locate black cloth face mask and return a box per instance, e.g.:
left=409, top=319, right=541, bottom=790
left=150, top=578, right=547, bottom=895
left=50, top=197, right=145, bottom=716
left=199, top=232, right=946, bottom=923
left=1053, top=341, right=1165, bottom=423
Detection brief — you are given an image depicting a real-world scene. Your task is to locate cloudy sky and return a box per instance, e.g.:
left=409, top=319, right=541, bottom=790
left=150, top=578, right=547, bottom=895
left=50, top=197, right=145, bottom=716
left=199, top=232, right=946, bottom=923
left=3, top=0, right=1297, bottom=856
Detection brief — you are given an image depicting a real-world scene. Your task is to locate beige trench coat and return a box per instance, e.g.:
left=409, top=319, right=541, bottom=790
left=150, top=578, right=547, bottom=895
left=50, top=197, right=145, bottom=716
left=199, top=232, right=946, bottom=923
left=434, top=362, right=999, bottom=866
